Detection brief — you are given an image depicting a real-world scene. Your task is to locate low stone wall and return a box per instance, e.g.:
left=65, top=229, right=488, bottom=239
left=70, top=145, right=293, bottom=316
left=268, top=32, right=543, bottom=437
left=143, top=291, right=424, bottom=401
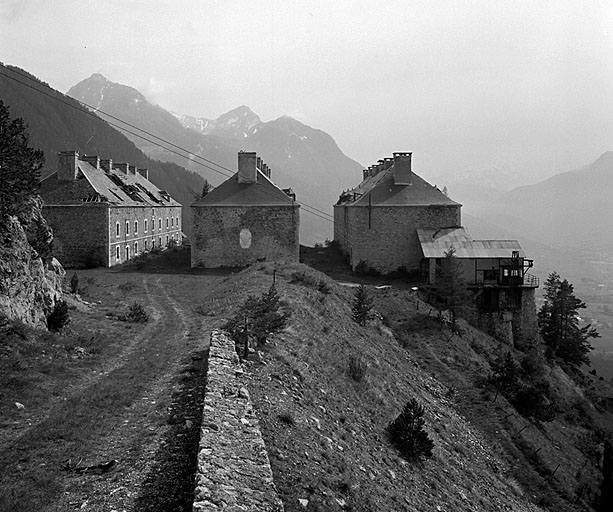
left=193, top=330, right=284, bottom=511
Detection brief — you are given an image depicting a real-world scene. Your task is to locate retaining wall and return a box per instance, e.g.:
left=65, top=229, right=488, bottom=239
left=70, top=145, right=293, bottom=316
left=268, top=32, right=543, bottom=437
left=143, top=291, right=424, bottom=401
left=194, top=330, right=284, bottom=511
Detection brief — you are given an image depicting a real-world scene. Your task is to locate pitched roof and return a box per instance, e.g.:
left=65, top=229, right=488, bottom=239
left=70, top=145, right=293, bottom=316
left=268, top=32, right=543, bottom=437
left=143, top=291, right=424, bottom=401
left=43, top=160, right=180, bottom=207
left=417, top=228, right=526, bottom=259
left=338, top=165, right=460, bottom=207
left=191, top=170, right=297, bottom=207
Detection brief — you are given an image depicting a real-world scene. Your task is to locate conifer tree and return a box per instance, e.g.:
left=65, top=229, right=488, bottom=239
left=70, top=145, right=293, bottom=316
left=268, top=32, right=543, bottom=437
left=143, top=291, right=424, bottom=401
left=387, top=398, right=434, bottom=461
left=538, top=272, right=598, bottom=367
left=0, top=100, right=44, bottom=219
left=435, top=246, right=474, bottom=327
left=352, top=284, right=373, bottom=326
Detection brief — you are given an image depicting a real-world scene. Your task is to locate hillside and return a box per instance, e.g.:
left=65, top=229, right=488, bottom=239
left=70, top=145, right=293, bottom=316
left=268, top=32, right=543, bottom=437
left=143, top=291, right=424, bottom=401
left=0, top=64, right=204, bottom=236
left=68, top=74, right=363, bottom=244
left=0, top=250, right=611, bottom=510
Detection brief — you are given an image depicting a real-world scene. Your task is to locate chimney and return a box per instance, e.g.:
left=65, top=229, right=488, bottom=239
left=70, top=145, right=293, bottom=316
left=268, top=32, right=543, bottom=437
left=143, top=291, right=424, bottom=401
left=128, top=165, right=138, bottom=175
left=137, top=168, right=149, bottom=180
left=82, top=155, right=100, bottom=169
left=238, top=151, right=257, bottom=184
left=362, top=169, right=368, bottom=180
left=384, top=157, right=393, bottom=169
left=116, top=163, right=130, bottom=174
left=58, top=150, right=79, bottom=181
left=100, top=158, right=113, bottom=172
left=393, top=152, right=412, bottom=185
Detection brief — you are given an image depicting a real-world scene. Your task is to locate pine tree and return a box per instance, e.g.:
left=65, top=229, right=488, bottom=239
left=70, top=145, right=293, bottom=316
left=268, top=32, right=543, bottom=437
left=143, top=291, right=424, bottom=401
left=435, top=246, right=474, bottom=327
left=538, top=272, right=599, bottom=367
left=0, top=100, right=44, bottom=219
left=352, top=284, right=373, bottom=326
left=200, top=180, right=212, bottom=198
left=387, top=398, right=434, bottom=461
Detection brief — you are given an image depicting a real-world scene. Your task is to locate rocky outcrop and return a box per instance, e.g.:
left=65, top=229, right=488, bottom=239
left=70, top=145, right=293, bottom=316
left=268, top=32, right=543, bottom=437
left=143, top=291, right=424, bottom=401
left=194, top=330, right=284, bottom=512
left=0, top=196, right=64, bottom=327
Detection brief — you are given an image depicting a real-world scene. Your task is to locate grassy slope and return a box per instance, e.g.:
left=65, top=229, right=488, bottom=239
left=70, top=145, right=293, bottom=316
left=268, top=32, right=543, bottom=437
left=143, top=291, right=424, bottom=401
left=212, top=263, right=553, bottom=512
left=1, top=251, right=611, bottom=511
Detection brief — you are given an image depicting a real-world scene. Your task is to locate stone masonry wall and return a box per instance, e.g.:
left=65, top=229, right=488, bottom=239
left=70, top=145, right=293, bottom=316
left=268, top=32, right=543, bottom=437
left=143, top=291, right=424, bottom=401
left=42, top=205, right=109, bottom=268
left=191, top=205, right=299, bottom=268
left=194, top=330, right=284, bottom=511
left=334, top=204, right=461, bottom=273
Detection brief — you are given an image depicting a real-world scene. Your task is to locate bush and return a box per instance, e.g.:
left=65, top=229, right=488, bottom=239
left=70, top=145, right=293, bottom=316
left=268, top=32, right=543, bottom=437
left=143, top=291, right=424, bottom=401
left=47, top=300, right=70, bottom=332
left=387, top=398, right=434, bottom=461
left=347, top=354, right=368, bottom=382
left=354, top=260, right=380, bottom=276
left=352, top=285, right=373, bottom=326
left=223, top=284, right=290, bottom=357
left=118, top=302, right=149, bottom=323
left=290, top=270, right=331, bottom=294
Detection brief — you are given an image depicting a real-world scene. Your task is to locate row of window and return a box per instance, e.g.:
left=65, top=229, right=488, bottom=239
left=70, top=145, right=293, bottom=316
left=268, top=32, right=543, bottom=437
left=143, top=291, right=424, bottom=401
left=114, top=234, right=179, bottom=261
left=115, top=216, right=180, bottom=237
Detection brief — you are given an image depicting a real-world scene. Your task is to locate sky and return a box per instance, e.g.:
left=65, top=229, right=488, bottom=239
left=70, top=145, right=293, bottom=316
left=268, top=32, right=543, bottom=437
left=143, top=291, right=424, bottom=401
left=1, top=0, right=613, bottom=186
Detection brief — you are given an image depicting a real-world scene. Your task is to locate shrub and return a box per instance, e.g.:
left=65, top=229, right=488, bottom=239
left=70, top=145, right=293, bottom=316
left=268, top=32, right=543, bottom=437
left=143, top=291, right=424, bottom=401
left=278, top=410, right=295, bottom=425
left=70, top=272, right=79, bottom=294
left=47, top=300, right=70, bottom=332
left=354, top=260, right=380, bottom=276
left=290, top=270, right=331, bottom=294
left=347, top=354, right=368, bottom=382
left=119, top=302, right=149, bottom=323
left=118, top=281, right=135, bottom=296
left=223, top=284, right=290, bottom=357
left=387, top=398, right=434, bottom=461
left=352, top=285, right=373, bottom=326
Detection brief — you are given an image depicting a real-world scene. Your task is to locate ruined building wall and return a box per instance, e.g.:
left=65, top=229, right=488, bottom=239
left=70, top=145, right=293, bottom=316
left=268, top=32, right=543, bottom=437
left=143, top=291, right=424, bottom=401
left=191, top=205, right=299, bottom=268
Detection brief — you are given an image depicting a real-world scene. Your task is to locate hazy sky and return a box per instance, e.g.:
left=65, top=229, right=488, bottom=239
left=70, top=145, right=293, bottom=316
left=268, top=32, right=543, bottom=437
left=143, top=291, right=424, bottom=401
left=2, top=0, right=612, bottom=185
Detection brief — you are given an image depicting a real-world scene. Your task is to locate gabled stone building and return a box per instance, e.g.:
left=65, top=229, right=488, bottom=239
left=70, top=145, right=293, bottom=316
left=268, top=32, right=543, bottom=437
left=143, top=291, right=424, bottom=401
left=191, top=151, right=299, bottom=268
left=334, top=152, right=539, bottom=347
left=40, top=150, right=182, bottom=267
left=334, top=152, right=461, bottom=273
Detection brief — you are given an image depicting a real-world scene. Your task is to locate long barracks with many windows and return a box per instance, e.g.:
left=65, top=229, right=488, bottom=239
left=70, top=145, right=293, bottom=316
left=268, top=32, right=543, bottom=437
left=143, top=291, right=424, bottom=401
left=40, top=150, right=182, bottom=267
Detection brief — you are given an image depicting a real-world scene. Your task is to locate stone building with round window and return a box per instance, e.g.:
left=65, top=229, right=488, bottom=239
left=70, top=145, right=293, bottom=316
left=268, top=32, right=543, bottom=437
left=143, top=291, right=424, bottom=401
left=190, top=151, right=300, bottom=268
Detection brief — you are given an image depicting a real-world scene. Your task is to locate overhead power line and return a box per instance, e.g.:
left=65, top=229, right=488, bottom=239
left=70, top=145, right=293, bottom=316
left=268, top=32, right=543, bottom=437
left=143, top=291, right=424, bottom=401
left=0, top=68, right=339, bottom=225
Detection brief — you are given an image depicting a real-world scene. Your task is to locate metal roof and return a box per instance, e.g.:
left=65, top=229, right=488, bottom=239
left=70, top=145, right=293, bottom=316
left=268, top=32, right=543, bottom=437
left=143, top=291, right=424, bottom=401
left=417, top=228, right=526, bottom=259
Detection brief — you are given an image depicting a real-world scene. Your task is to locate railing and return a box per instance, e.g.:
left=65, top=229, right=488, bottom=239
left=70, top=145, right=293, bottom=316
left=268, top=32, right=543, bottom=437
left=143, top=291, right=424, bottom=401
left=523, top=273, right=539, bottom=288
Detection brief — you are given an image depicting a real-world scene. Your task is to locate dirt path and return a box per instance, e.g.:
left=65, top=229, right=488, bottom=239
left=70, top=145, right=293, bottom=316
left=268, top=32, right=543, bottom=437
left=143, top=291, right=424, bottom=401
left=0, top=270, right=226, bottom=512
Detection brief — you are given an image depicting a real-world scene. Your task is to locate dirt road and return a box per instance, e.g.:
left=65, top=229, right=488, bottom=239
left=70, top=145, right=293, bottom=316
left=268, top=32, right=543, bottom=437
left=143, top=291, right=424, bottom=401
left=0, top=268, right=228, bottom=512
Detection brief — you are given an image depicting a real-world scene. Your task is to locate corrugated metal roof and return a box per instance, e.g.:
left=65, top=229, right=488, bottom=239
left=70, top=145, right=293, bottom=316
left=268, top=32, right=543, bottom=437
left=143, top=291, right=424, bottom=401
left=417, top=228, right=526, bottom=259
left=191, top=171, right=297, bottom=207
left=338, top=165, right=460, bottom=207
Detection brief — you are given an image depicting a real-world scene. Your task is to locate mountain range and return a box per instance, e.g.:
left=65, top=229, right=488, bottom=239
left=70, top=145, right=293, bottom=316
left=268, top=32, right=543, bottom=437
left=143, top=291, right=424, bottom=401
left=0, top=64, right=204, bottom=237
left=68, top=74, right=363, bottom=244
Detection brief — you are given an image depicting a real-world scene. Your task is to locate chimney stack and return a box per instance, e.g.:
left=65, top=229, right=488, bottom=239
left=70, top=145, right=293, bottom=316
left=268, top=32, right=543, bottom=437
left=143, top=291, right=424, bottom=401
left=384, top=157, right=393, bottom=169
left=128, top=165, right=138, bottom=175
left=137, top=168, right=149, bottom=180
left=116, top=163, right=130, bottom=174
left=58, top=150, right=80, bottom=181
left=82, top=155, right=100, bottom=169
left=238, top=151, right=257, bottom=184
left=100, top=158, right=113, bottom=172
left=393, top=152, right=412, bottom=185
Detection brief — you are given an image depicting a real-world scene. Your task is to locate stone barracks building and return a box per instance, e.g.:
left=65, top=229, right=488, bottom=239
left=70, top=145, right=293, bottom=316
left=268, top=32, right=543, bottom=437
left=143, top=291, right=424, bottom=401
left=334, top=152, right=461, bottom=274
left=40, top=150, right=182, bottom=267
left=191, top=151, right=299, bottom=268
